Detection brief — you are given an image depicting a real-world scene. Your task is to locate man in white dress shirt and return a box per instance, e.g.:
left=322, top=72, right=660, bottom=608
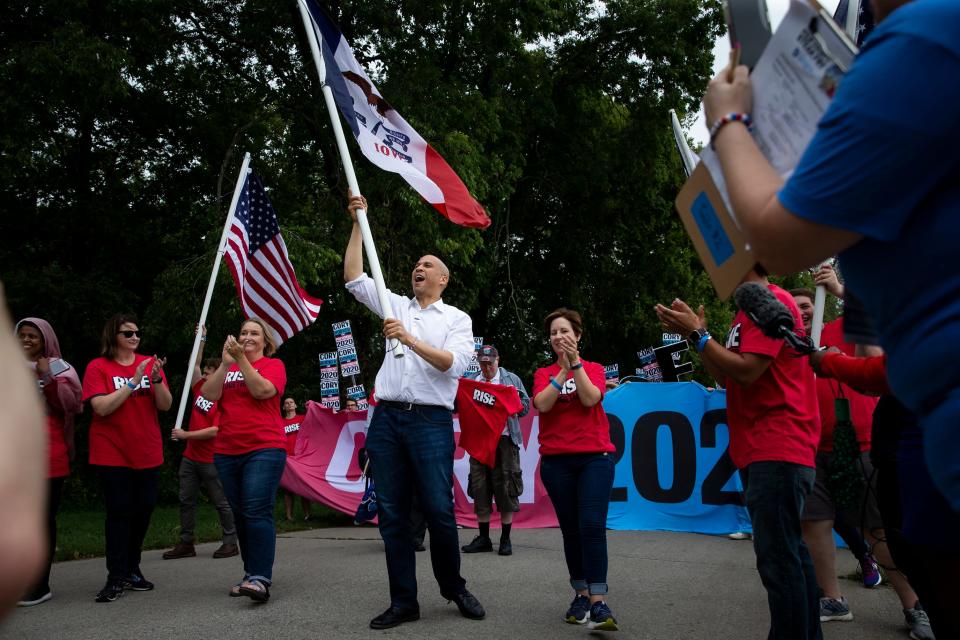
left=343, top=195, right=485, bottom=630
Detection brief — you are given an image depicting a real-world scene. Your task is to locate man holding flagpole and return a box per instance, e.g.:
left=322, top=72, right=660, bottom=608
left=343, top=194, right=485, bottom=629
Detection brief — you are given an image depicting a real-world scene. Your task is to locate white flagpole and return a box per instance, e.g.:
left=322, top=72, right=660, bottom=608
left=810, top=258, right=834, bottom=348
left=669, top=110, right=698, bottom=177
left=297, top=0, right=403, bottom=359
left=173, top=152, right=252, bottom=429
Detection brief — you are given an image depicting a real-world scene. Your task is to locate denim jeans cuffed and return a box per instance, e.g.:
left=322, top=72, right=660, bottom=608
left=366, top=404, right=467, bottom=609
left=540, top=452, right=614, bottom=596
left=743, top=461, right=822, bottom=640
left=214, top=448, right=286, bottom=584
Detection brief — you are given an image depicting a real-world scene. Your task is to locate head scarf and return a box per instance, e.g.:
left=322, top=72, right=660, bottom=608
left=16, top=317, right=83, bottom=459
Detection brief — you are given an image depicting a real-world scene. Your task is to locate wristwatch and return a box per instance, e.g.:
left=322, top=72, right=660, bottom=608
left=687, top=327, right=709, bottom=347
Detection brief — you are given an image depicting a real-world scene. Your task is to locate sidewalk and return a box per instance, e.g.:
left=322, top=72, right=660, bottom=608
left=4, top=528, right=907, bottom=639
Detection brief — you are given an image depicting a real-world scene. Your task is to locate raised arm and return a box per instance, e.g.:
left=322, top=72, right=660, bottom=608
left=344, top=194, right=367, bottom=283
left=656, top=300, right=773, bottom=386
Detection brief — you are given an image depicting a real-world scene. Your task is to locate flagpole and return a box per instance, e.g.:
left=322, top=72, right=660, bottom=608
left=810, top=259, right=832, bottom=348
left=669, top=110, right=698, bottom=177
left=297, top=0, right=403, bottom=359
left=173, top=152, right=252, bottom=429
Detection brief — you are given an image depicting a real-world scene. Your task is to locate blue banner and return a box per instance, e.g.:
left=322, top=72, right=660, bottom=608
left=603, top=382, right=752, bottom=534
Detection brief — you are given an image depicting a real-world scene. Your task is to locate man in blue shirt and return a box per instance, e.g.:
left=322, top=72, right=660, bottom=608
left=700, top=0, right=960, bottom=513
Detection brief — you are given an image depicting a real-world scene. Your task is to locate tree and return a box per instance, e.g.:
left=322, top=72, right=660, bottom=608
left=1, top=0, right=724, bottom=501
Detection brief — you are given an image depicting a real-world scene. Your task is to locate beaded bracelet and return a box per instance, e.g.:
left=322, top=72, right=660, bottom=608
left=549, top=378, right=563, bottom=391
left=709, top=112, right=753, bottom=149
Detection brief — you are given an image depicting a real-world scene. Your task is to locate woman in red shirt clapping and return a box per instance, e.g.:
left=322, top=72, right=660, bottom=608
left=82, top=313, right=171, bottom=603
left=202, top=318, right=286, bottom=603
left=533, top=308, right=618, bottom=632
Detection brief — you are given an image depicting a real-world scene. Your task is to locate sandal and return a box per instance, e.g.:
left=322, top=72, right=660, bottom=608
left=229, top=582, right=243, bottom=597
left=237, top=579, right=270, bottom=603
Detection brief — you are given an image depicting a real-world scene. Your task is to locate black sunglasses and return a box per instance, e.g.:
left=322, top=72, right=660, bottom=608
left=118, top=330, right=142, bottom=338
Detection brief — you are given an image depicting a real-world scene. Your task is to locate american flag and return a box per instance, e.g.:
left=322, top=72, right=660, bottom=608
left=224, top=171, right=322, bottom=346
left=832, top=0, right=875, bottom=47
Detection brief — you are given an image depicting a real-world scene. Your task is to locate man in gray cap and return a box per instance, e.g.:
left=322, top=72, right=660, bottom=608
left=461, top=345, right=530, bottom=556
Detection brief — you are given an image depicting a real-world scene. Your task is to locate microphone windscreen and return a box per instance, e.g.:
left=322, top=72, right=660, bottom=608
left=734, top=282, right=796, bottom=338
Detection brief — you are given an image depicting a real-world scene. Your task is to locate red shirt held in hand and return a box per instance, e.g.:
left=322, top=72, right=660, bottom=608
left=215, top=357, right=287, bottom=455
left=283, top=415, right=302, bottom=456
left=723, top=284, right=820, bottom=469
left=456, top=377, right=523, bottom=467
left=82, top=355, right=167, bottom=469
left=533, top=360, right=615, bottom=456
left=184, top=379, right=220, bottom=464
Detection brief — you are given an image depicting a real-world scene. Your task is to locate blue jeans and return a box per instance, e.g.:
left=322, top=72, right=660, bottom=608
left=743, top=461, right=822, bottom=640
left=214, top=448, right=286, bottom=585
left=365, top=404, right=466, bottom=609
left=539, top=453, right=614, bottom=595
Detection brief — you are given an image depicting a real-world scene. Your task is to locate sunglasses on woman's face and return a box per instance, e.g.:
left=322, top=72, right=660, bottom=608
left=118, top=330, right=142, bottom=339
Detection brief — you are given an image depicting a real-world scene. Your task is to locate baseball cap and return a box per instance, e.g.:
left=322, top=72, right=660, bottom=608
left=478, top=345, right=499, bottom=362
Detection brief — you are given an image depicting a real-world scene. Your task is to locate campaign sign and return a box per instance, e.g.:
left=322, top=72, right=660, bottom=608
left=346, top=384, right=366, bottom=401
left=604, top=364, right=620, bottom=384
left=281, top=383, right=751, bottom=535
left=332, top=320, right=351, bottom=337
left=663, top=332, right=683, bottom=364
left=604, top=382, right=749, bottom=533
left=636, top=348, right=663, bottom=382
left=465, top=336, right=483, bottom=375
left=318, top=352, right=338, bottom=368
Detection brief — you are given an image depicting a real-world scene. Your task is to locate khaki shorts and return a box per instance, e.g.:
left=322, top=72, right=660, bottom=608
left=467, top=436, right=522, bottom=516
left=802, top=451, right=883, bottom=531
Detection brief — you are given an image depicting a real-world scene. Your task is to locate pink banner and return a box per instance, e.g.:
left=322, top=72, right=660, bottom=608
left=280, top=401, right=559, bottom=528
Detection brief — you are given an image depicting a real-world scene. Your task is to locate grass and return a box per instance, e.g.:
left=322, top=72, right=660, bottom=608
left=54, top=499, right=353, bottom=562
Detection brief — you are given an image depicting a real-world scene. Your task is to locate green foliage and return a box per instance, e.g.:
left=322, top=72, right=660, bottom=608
left=3, top=0, right=738, bottom=496
left=55, top=500, right=352, bottom=561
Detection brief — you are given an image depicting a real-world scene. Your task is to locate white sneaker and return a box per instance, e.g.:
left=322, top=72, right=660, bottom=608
left=728, top=531, right=752, bottom=540
left=18, top=591, right=52, bottom=607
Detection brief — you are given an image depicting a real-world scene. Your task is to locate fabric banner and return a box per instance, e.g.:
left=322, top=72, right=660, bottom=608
left=281, top=383, right=750, bottom=533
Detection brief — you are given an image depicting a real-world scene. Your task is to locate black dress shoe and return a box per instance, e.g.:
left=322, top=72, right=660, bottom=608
left=461, top=535, right=493, bottom=553
left=498, top=539, right=513, bottom=556
left=370, top=605, right=420, bottom=629
left=449, top=590, right=486, bottom=620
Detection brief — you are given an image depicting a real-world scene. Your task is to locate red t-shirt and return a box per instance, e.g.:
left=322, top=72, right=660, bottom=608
left=82, top=355, right=167, bottom=469
left=283, top=415, right=302, bottom=456
left=815, top=320, right=878, bottom=452
left=533, top=360, right=615, bottom=456
left=214, top=357, right=286, bottom=455
left=46, top=412, right=70, bottom=478
left=184, top=380, right=219, bottom=464
left=456, top=377, right=523, bottom=467
left=723, top=284, right=820, bottom=469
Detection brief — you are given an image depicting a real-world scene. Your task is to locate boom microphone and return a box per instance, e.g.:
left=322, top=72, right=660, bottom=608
left=734, top=282, right=816, bottom=354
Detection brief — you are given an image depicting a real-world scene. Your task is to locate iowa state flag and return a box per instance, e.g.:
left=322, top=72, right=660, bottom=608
left=302, top=1, right=490, bottom=229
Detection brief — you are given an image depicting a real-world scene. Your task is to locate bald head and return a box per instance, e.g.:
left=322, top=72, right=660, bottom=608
left=411, top=254, right=450, bottom=304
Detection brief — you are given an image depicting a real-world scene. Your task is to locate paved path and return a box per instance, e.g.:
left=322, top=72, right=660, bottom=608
left=4, top=528, right=909, bottom=639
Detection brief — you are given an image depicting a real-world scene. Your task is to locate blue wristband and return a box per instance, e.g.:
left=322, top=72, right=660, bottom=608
left=126, top=379, right=138, bottom=391
left=549, top=378, right=563, bottom=391
left=697, top=333, right=712, bottom=353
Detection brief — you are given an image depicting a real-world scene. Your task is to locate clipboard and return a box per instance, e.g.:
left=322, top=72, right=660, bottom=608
left=675, top=163, right=756, bottom=301
left=675, top=0, right=858, bottom=300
